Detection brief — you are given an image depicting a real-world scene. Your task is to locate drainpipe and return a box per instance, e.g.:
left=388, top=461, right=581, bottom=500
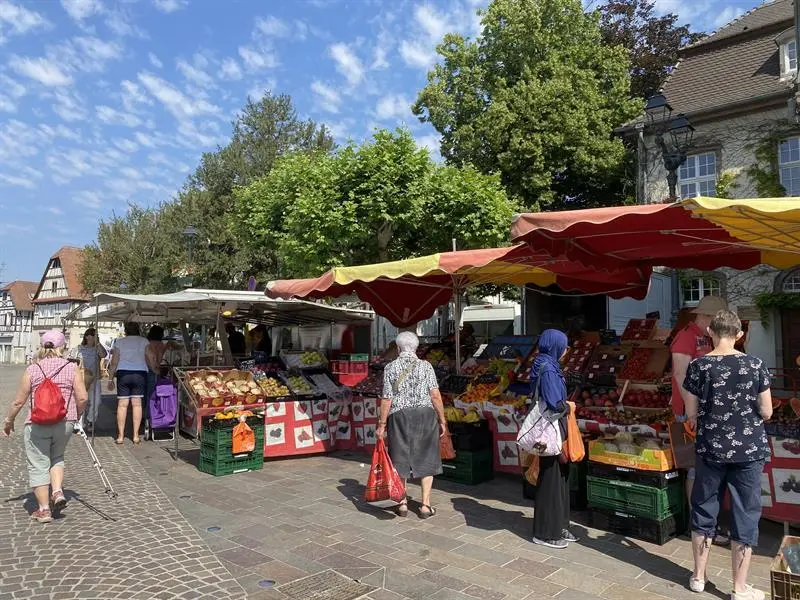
left=635, top=122, right=646, bottom=204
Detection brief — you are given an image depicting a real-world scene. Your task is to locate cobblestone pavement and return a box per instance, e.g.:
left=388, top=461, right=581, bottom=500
left=0, top=364, right=787, bottom=600
left=0, top=365, right=247, bottom=600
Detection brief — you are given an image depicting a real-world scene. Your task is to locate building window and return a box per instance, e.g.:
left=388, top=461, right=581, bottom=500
left=682, top=276, right=721, bottom=306
left=779, top=137, right=800, bottom=196
left=678, top=153, right=717, bottom=199
left=52, top=258, right=61, bottom=269
left=782, top=40, right=797, bottom=77
left=51, top=282, right=58, bottom=294
left=783, top=271, right=800, bottom=292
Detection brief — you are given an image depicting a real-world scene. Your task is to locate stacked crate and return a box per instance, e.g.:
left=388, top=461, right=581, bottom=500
left=438, top=421, right=494, bottom=485
left=199, top=417, right=265, bottom=476
left=586, top=462, right=686, bottom=545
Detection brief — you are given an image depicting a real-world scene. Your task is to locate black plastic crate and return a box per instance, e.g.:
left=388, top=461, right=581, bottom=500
left=587, top=506, right=687, bottom=545
left=448, top=421, right=492, bottom=451
left=588, top=462, right=682, bottom=489
left=440, top=375, right=472, bottom=395
left=438, top=448, right=493, bottom=485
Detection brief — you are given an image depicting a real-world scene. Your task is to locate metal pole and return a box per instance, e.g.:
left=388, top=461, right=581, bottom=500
left=92, top=297, right=98, bottom=447
left=454, top=292, right=462, bottom=374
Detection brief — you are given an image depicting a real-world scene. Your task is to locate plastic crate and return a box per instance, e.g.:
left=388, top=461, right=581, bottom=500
left=569, top=461, right=588, bottom=510
left=771, top=536, right=800, bottom=600
left=587, top=506, right=686, bottom=545
left=344, top=353, right=369, bottom=362
left=448, top=421, right=492, bottom=451
left=587, top=475, right=684, bottom=520
left=348, top=361, right=368, bottom=375
left=588, top=462, right=682, bottom=489
left=198, top=452, right=264, bottom=476
left=438, top=448, right=493, bottom=485
left=201, top=422, right=265, bottom=449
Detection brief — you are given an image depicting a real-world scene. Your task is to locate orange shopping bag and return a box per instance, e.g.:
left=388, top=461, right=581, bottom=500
left=232, top=420, right=256, bottom=454
left=565, top=402, right=585, bottom=462
left=364, top=439, right=406, bottom=508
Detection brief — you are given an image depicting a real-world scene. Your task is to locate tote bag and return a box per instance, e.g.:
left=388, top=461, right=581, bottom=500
left=516, top=367, right=565, bottom=456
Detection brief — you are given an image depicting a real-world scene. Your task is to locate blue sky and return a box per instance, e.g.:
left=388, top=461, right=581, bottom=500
left=0, top=0, right=761, bottom=283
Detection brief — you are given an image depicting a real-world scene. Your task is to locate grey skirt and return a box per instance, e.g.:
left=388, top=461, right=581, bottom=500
left=387, top=406, right=442, bottom=479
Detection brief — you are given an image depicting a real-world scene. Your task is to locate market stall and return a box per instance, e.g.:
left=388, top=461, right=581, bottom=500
left=511, top=196, right=800, bottom=533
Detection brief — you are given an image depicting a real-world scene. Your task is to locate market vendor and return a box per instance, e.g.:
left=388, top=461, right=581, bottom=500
left=671, top=294, right=730, bottom=541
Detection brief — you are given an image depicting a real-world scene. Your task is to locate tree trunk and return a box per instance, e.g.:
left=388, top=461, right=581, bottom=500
left=377, top=222, right=393, bottom=263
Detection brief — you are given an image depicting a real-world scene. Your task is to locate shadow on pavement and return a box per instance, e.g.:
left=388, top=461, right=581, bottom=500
left=336, top=477, right=398, bottom=521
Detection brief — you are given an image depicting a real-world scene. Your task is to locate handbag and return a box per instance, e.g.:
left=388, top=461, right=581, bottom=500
left=668, top=371, right=711, bottom=469
left=517, top=366, right=566, bottom=456
left=364, top=438, right=406, bottom=508
left=565, top=402, right=585, bottom=462
left=440, top=431, right=456, bottom=460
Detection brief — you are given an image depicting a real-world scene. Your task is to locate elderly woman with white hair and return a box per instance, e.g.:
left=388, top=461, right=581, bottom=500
left=376, top=331, right=447, bottom=518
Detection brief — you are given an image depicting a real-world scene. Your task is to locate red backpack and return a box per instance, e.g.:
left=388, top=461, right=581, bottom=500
left=31, top=362, right=72, bottom=425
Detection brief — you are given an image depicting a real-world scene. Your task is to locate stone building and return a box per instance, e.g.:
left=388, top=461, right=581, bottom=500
left=622, top=0, right=800, bottom=373
left=0, top=281, right=37, bottom=363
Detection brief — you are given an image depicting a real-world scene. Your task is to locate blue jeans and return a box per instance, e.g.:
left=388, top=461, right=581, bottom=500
left=691, top=457, right=764, bottom=547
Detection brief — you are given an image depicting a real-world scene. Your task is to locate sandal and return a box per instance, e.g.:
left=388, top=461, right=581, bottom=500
left=114, top=438, right=124, bottom=445
left=132, top=437, right=141, bottom=445
left=419, top=504, right=436, bottom=519
left=395, top=499, right=408, bottom=517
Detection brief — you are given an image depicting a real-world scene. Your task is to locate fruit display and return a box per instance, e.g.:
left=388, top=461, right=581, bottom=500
left=284, top=374, right=315, bottom=396
left=460, top=382, right=501, bottom=404
left=187, top=370, right=265, bottom=407
left=579, top=386, right=619, bottom=408
left=462, top=363, right=487, bottom=377
left=257, top=376, right=291, bottom=398
left=212, top=408, right=256, bottom=420
left=577, top=407, right=671, bottom=429
left=425, top=349, right=446, bottom=366
left=486, top=358, right=517, bottom=377
left=621, top=318, right=657, bottom=341
left=622, top=387, right=670, bottom=409
left=586, top=345, right=631, bottom=383
left=307, top=373, right=342, bottom=397
left=563, top=341, right=596, bottom=374
left=440, top=375, right=472, bottom=395
left=618, top=347, right=667, bottom=382
left=301, top=351, right=326, bottom=366
left=352, top=372, right=383, bottom=396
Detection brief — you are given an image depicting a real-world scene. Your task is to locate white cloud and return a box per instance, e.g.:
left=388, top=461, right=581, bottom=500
left=399, top=2, right=481, bottom=70
left=96, top=105, right=142, bottom=127
left=311, top=80, right=341, bottom=113
left=0, top=166, right=43, bottom=189
left=177, top=57, right=215, bottom=88
left=375, top=94, right=411, bottom=120
left=105, top=9, right=147, bottom=38
left=415, top=4, right=450, bottom=40
left=52, top=89, right=88, bottom=122
left=74, top=190, right=103, bottom=208
left=148, top=52, right=163, bottom=68
left=47, top=206, right=64, bottom=215
left=713, top=5, right=744, bottom=28
left=153, top=0, right=188, bottom=14
left=329, top=42, right=364, bottom=86
left=138, top=71, right=221, bottom=120
left=65, top=36, right=123, bottom=72
left=399, top=40, right=436, bottom=69
left=60, top=0, right=103, bottom=22
left=326, top=119, right=355, bottom=141
left=416, top=133, right=441, bottom=156
left=247, top=78, right=277, bottom=101
left=238, top=46, right=279, bottom=71
left=135, top=131, right=157, bottom=147
left=0, top=1, right=51, bottom=41
left=255, top=15, right=290, bottom=38
left=372, top=41, right=390, bottom=70
left=0, top=75, right=25, bottom=98
left=0, top=95, right=15, bottom=112
left=120, top=80, right=152, bottom=112
left=113, top=138, right=139, bottom=153
left=219, top=58, right=242, bottom=80
left=9, top=56, right=73, bottom=86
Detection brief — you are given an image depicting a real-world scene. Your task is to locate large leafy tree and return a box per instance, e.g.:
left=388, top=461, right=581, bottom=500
left=81, top=93, right=334, bottom=293
left=413, top=0, right=641, bottom=209
left=598, top=0, right=703, bottom=100
left=234, top=129, right=519, bottom=280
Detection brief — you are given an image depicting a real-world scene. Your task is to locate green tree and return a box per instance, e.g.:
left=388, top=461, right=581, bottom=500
left=413, top=0, right=641, bottom=209
left=598, top=0, right=703, bottom=100
left=234, top=129, right=520, bottom=279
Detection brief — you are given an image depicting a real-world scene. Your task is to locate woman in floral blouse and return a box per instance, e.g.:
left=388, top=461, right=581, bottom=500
left=682, top=310, right=772, bottom=600
left=377, top=332, right=447, bottom=518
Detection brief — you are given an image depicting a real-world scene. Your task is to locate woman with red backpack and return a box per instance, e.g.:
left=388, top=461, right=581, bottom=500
left=3, top=330, right=87, bottom=523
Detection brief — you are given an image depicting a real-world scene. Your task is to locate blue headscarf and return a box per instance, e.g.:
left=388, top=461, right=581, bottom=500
left=530, top=329, right=568, bottom=411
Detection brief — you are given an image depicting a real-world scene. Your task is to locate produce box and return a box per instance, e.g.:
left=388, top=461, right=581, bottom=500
left=279, top=372, right=316, bottom=396
left=621, top=318, right=658, bottom=342
left=351, top=371, right=383, bottom=396
left=440, top=374, right=472, bottom=395
left=618, top=344, right=669, bottom=383
left=563, top=341, right=597, bottom=374
left=448, top=420, right=492, bottom=451
left=587, top=506, right=686, bottom=545
left=438, top=448, right=493, bottom=485
left=588, top=462, right=681, bottom=489
left=199, top=421, right=265, bottom=476
left=281, top=350, right=327, bottom=369
left=585, top=344, right=633, bottom=384
left=256, top=375, right=292, bottom=399
left=587, top=475, right=684, bottom=520
left=588, top=439, right=674, bottom=472
left=771, top=536, right=800, bottom=600
left=186, top=370, right=265, bottom=408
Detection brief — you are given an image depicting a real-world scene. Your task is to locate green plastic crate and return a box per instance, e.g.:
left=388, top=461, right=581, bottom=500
left=344, top=353, right=369, bottom=362
left=201, top=422, right=265, bottom=449
left=198, top=453, right=263, bottom=476
left=438, top=448, right=493, bottom=485
left=587, top=475, right=684, bottom=520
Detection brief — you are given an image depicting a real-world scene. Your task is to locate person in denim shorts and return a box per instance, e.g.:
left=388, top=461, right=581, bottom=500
left=682, top=310, right=772, bottom=600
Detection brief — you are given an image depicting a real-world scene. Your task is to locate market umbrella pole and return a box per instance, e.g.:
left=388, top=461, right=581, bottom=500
left=454, top=291, right=462, bottom=374
left=92, top=296, right=98, bottom=447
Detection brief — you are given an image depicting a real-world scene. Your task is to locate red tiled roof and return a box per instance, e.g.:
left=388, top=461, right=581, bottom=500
left=32, top=246, right=90, bottom=304
left=0, top=280, right=38, bottom=312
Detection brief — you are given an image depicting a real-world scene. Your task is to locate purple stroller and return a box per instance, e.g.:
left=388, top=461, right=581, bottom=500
left=144, top=378, right=178, bottom=441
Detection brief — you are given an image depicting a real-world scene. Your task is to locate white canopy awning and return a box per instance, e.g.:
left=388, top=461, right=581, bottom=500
left=65, top=288, right=374, bottom=327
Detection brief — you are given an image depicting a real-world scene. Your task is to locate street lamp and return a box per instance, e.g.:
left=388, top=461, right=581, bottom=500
left=645, top=93, right=695, bottom=202
left=181, top=226, right=198, bottom=288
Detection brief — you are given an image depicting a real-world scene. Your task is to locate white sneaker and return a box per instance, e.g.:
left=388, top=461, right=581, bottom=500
left=688, top=577, right=705, bottom=593
left=731, top=584, right=765, bottom=600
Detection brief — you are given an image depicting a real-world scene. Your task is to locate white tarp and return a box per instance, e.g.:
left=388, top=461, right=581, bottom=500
left=65, top=288, right=373, bottom=327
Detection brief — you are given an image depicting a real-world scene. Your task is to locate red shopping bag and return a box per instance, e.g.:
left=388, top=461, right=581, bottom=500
left=364, top=439, right=406, bottom=508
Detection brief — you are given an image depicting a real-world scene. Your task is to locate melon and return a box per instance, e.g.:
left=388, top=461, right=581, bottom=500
left=772, top=397, right=784, bottom=410
left=791, top=397, right=800, bottom=418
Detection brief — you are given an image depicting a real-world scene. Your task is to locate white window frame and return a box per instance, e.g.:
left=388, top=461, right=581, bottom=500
left=681, top=276, right=722, bottom=307
left=779, top=137, right=800, bottom=197
left=781, top=40, right=797, bottom=78
left=783, top=271, right=800, bottom=292
left=678, top=152, right=717, bottom=199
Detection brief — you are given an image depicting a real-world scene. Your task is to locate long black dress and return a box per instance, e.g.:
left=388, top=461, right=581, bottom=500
left=532, top=416, right=570, bottom=540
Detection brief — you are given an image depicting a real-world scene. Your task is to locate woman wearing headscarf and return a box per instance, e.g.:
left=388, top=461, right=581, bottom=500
left=529, top=329, right=576, bottom=549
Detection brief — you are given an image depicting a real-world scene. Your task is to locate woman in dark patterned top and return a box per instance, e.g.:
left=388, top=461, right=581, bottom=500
left=682, top=310, right=772, bottom=600
left=377, top=332, right=447, bottom=518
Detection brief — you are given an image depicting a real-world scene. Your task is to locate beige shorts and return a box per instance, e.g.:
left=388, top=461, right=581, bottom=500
left=24, top=421, right=73, bottom=488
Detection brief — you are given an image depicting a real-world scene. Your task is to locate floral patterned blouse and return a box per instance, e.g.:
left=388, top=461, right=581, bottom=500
left=683, top=353, right=770, bottom=463
left=382, top=352, right=439, bottom=415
